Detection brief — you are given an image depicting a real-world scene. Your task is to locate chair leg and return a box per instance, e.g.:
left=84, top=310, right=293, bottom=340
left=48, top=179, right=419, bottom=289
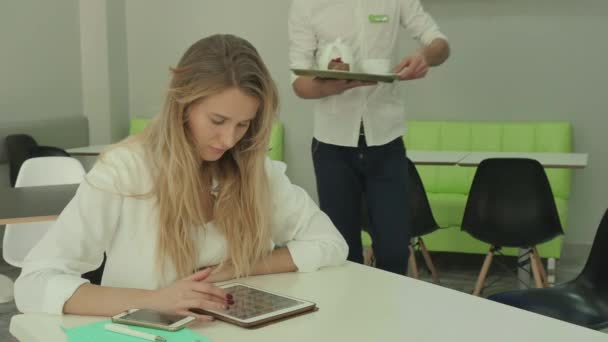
left=530, top=248, right=544, bottom=288
left=532, top=247, right=548, bottom=288
left=408, top=245, right=420, bottom=279
left=418, top=238, right=440, bottom=284
left=363, top=247, right=374, bottom=266
left=536, top=250, right=549, bottom=288
left=473, top=250, right=494, bottom=296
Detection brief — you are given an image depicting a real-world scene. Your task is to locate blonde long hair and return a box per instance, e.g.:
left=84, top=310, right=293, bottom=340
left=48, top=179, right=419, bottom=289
left=137, top=34, right=278, bottom=279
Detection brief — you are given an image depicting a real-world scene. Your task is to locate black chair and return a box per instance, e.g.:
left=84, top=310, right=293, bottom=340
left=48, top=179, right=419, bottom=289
left=405, top=157, right=441, bottom=283
left=5, top=134, right=70, bottom=187
left=488, top=209, right=608, bottom=330
left=362, top=158, right=441, bottom=283
left=461, top=158, right=564, bottom=296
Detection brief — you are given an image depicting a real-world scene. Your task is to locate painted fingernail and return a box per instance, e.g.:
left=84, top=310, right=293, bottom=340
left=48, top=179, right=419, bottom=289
left=228, top=299, right=235, bottom=305
left=226, top=294, right=233, bottom=300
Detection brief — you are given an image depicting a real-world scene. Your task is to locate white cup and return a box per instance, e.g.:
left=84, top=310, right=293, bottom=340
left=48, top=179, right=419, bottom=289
left=360, top=59, right=391, bottom=74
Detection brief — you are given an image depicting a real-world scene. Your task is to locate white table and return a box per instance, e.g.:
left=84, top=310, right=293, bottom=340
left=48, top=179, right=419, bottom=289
left=408, top=151, right=589, bottom=168
left=66, top=145, right=108, bottom=156
left=408, top=150, right=470, bottom=165
left=66, top=146, right=588, bottom=169
left=9, top=262, right=607, bottom=342
left=67, top=146, right=472, bottom=166
left=458, top=152, right=588, bottom=169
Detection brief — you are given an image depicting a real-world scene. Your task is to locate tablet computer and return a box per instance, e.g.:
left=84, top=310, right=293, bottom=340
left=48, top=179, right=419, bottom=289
left=291, top=68, right=399, bottom=83
left=194, top=283, right=317, bottom=328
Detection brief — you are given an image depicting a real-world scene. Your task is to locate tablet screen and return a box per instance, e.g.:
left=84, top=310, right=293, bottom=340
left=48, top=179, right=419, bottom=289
left=223, top=284, right=302, bottom=320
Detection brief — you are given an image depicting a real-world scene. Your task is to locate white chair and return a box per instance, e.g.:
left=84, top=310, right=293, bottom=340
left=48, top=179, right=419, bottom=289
left=0, top=157, right=85, bottom=303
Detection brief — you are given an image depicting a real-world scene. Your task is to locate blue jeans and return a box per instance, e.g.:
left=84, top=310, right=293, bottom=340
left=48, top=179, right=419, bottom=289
left=312, top=136, right=410, bottom=275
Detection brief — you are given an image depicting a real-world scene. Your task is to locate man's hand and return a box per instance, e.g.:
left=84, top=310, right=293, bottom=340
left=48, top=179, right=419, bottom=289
left=394, top=38, right=450, bottom=81
left=394, top=52, right=429, bottom=81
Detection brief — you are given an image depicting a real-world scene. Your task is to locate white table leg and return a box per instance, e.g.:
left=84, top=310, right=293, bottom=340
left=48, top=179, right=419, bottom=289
left=0, top=273, right=15, bottom=303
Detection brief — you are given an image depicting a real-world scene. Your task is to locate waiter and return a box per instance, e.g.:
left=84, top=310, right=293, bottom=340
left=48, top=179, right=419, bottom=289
left=288, top=0, right=450, bottom=275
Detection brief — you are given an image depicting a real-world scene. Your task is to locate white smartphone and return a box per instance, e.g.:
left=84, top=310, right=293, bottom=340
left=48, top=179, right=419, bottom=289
left=111, top=309, right=196, bottom=331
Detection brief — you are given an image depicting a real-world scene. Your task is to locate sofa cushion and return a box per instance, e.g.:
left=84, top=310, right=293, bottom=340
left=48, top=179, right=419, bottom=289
left=428, top=193, right=467, bottom=229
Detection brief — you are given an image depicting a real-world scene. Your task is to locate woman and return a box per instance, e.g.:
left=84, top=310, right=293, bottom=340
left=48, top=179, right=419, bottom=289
left=14, top=34, right=348, bottom=321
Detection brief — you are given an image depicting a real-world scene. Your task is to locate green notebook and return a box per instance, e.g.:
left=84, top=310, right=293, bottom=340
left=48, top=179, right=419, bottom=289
left=63, top=320, right=211, bottom=342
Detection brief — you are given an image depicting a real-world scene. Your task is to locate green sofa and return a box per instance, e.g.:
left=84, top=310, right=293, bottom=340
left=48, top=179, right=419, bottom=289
left=128, top=118, right=284, bottom=161
left=404, top=121, right=572, bottom=259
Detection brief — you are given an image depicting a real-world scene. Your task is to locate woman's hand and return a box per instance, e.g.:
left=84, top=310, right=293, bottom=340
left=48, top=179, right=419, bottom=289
left=148, top=268, right=234, bottom=321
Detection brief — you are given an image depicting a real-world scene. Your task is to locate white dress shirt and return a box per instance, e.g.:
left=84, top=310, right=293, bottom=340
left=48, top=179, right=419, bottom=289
left=289, top=0, right=447, bottom=147
left=14, top=142, right=348, bottom=314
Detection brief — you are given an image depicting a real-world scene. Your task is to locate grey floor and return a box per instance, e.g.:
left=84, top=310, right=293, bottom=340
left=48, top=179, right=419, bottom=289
left=0, top=245, right=605, bottom=341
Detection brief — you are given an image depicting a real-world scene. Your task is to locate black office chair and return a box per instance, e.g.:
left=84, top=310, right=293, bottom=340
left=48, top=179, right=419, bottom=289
left=488, top=209, right=608, bottom=330
left=5, top=134, right=70, bottom=187
left=461, top=158, right=563, bottom=296
left=362, top=158, right=441, bottom=283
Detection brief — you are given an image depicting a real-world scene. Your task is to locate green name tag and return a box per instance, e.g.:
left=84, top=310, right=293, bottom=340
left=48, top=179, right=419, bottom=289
left=368, top=14, right=389, bottom=23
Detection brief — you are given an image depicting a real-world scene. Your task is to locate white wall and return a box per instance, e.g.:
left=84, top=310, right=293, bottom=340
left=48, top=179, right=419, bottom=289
left=0, top=0, right=128, bottom=189
left=79, top=0, right=130, bottom=144
left=0, top=0, right=85, bottom=246
left=122, top=0, right=606, bottom=246
left=0, top=0, right=84, bottom=188
left=0, top=0, right=82, bottom=122
left=106, top=0, right=130, bottom=142
left=0, top=1, right=128, bottom=146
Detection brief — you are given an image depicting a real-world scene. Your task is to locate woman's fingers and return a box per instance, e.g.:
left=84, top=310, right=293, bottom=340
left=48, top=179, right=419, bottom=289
left=182, top=297, right=229, bottom=312
left=190, top=282, right=231, bottom=302
left=182, top=290, right=230, bottom=307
